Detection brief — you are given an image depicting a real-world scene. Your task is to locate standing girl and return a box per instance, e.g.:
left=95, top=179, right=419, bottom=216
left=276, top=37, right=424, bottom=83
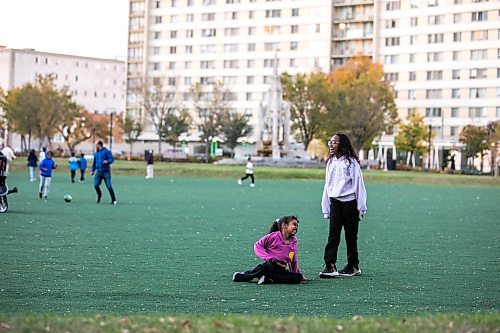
left=319, top=133, right=367, bottom=278
left=232, top=216, right=307, bottom=284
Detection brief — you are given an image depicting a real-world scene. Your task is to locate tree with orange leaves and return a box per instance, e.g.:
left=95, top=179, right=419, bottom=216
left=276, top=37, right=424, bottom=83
left=324, top=56, right=398, bottom=154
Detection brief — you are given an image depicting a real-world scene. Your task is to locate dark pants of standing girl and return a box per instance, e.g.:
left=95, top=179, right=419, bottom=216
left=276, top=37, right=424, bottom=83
left=233, top=261, right=302, bottom=284
left=323, top=198, right=360, bottom=267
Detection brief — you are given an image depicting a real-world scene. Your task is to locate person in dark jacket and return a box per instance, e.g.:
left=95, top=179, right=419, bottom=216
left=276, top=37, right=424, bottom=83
left=27, top=149, right=38, bottom=182
left=78, top=153, right=88, bottom=183
left=145, top=150, right=154, bottom=179
left=90, top=141, right=117, bottom=204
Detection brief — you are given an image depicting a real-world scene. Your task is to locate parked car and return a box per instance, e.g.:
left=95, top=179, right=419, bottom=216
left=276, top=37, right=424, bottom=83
left=162, top=148, right=188, bottom=159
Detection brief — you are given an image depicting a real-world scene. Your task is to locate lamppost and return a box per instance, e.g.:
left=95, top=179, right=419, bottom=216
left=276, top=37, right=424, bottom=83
left=109, top=112, right=114, bottom=151
left=427, top=124, right=432, bottom=170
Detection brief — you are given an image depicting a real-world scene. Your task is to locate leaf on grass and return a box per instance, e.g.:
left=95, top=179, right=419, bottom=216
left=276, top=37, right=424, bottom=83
left=181, top=319, right=191, bottom=332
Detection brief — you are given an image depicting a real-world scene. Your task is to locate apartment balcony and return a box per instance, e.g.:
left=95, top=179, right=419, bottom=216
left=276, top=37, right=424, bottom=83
left=333, top=15, right=374, bottom=23
left=332, top=31, right=373, bottom=40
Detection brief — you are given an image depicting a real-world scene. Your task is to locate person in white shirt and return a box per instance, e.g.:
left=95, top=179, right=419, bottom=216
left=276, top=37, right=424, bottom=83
left=237, top=156, right=255, bottom=187
left=319, top=133, right=367, bottom=278
left=1, top=145, right=16, bottom=175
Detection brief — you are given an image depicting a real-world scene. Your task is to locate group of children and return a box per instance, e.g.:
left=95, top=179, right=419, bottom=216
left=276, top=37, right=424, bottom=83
left=27, top=148, right=88, bottom=200
left=233, top=133, right=367, bottom=285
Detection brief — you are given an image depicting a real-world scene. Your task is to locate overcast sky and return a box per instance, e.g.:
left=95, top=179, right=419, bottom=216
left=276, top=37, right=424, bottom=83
left=0, top=0, right=129, bottom=60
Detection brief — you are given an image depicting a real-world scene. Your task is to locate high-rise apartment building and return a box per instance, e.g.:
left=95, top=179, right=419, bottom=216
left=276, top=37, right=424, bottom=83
left=0, top=46, right=126, bottom=148
left=126, top=0, right=334, bottom=141
left=376, top=0, right=500, bottom=169
left=126, top=0, right=499, bottom=168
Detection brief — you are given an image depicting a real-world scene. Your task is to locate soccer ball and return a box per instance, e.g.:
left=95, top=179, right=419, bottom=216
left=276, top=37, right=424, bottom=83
left=64, top=194, right=72, bottom=203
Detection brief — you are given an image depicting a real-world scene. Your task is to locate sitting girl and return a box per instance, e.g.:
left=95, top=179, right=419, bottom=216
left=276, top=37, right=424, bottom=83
left=232, top=215, right=308, bottom=284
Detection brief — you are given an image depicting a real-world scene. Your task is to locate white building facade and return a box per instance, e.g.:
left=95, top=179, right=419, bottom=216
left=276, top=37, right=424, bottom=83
left=126, top=0, right=334, bottom=144
left=126, top=0, right=499, bottom=168
left=0, top=46, right=126, bottom=148
left=376, top=0, right=500, bottom=170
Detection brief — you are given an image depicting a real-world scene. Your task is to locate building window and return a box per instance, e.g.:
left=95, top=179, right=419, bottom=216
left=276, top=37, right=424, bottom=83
left=184, top=77, right=191, bottom=85
left=427, top=52, right=442, bottom=62
left=428, top=15, right=444, bottom=25
left=153, top=62, right=160, bottom=70
left=386, top=1, right=401, bottom=10
left=246, top=92, right=253, bottom=101
left=170, top=46, right=176, bottom=54
left=154, top=31, right=161, bottom=39
left=246, top=76, right=254, bottom=84
left=170, top=31, right=177, bottom=38
left=409, top=53, right=416, bottom=63
left=453, top=13, right=462, bottom=23
left=450, top=126, right=459, bottom=136
left=202, top=28, right=216, bottom=37
left=200, top=60, right=215, bottom=69
left=453, top=50, right=460, bottom=61
left=408, top=90, right=416, bottom=100
left=410, top=17, right=418, bottom=26
left=453, top=32, right=461, bottom=42
left=186, top=14, right=194, bottom=22
left=184, top=61, right=192, bottom=69
left=249, top=11, right=254, bottom=19
left=265, top=9, right=281, bottom=18
left=468, top=107, right=484, bottom=118
left=247, top=59, right=255, bottom=68
left=248, top=27, right=256, bottom=35
left=451, top=88, right=460, bottom=99
left=469, top=68, right=487, bottom=79
left=292, top=8, right=299, bottom=16
left=470, top=49, right=487, bottom=60
left=471, top=11, right=487, bottom=21
left=409, top=72, right=416, bottom=81
left=426, top=89, right=442, bottom=99
left=155, top=16, right=162, bottom=24
left=385, top=37, right=400, bottom=46
left=185, top=45, right=193, bottom=53
left=224, top=44, right=238, bottom=52
left=452, top=70, right=461, bottom=80
left=264, top=42, right=279, bottom=51
left=451, top=107, right=459, bottom=117
left=428, top=33, right=443, bottom=43
left=186, top=30, right=193, bottom=38
left=248, top=43, right=255, bottom=52
left=471, top=30, right=488, bottom=41
left=426, top=107, right=442, bottom=117
left=427, top=70, right=442, bottom=80
left=469, top=88, right=486, bottom=98
left=225, top=28, right=239, bottom=36
left=202, top=13, right=215, bottom=21
left=291, top=25, right=298, bottom=34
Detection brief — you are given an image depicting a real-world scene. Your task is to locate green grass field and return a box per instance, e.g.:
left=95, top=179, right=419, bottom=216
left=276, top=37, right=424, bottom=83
left=1, top=170, right=499, bottom=320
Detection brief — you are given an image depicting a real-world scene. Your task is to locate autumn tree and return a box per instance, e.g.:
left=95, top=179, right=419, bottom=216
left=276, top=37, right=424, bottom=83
left=220, top=110, right=253, bottom=158
left=122, top=115, right=143, bottom=155
left=459, top=125, right=488, bottom=171
left=325, top=56, right=398, bottom=153
left=394, top=114, right=430, bottom=167
left=0, top=83, right=41, bottom=150
left=281, top=72, right=329, bottom=150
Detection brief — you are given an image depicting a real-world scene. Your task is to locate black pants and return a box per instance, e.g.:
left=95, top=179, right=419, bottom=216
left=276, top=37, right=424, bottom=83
left=235, top=261, right=302, bottom=284
left=80, top=169, right=85, bottom=181
left=70, top=170, right=76, bottom=183
left=323, top=198, right=360, bottom=267
left=240, top=173, right=254, bottom=184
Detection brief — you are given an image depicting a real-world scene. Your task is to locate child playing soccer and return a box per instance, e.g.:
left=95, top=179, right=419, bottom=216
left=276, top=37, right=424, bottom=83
left=39, top=151, right=57, bottom=199
left=232, top=215, right=308, bottom=284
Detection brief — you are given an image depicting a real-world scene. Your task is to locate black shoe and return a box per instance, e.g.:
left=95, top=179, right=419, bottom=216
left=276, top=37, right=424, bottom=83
left=232, top=272, right=245, bottom=282
left=10, top=187, right=18, bottom=193
left=39, top=192, right=42, bottom=199
left=338, top=265, right=361, bottom=276
left=319, top=263, right=339, bottom=278
left=96, top=195, right=101, bottom=203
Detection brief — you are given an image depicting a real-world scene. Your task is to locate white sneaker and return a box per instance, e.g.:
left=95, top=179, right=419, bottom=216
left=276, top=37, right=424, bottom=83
left=250, top=183, right=255, bottom=188
left=237, top=179, right=242, bottom=185
left=258, top=275, right=270, bottom=285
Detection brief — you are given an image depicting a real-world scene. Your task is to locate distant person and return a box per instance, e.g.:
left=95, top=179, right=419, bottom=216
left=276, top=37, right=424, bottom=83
left=319, top=133, right=367, bottom=278
left=145, top=150, right=154, bottom=179
left=0, top=151, right=18, bottom=196
left=237, top=156, right=255, bottom=187
left=38, top=151, right=57, bottom=200
left=27, top=149, right=38, bottom=182
left=78, top=153, right=87, bottom=183
left=1, top=144, right=16, bottom=175
left=232, top=216, right=307, bottom=285
left=449, top=154, right=456, bottom=174
left=68, top=152, right=79, bottom=183
left=39, top=147, right=47, bottom=162
left=90, top=141, right=117, bottom=205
